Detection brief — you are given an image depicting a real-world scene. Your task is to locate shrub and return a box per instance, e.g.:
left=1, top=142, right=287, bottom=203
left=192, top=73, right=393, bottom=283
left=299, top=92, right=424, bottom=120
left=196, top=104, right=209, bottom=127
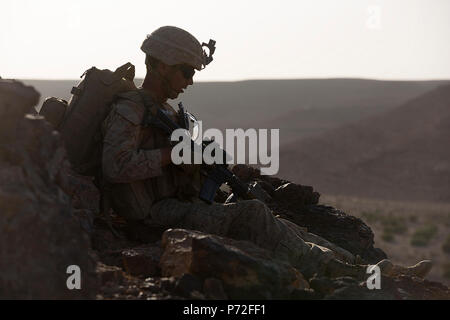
left=382, top=215, right=408, bottom=235
left=410, top=225, right=438, bottom=247
left=381, top=230, right=395, bottom=243
left=360, top=210, right=381, bottom=224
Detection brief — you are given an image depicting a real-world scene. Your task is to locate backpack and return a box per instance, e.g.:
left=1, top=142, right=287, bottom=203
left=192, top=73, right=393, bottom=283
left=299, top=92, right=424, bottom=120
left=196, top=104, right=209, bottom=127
left=39, top=62, right=137, bottom=176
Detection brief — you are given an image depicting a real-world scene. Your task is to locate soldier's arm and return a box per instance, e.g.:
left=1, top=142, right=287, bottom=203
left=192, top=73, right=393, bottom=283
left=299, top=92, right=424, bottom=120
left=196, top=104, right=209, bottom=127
left=102, top=102, right=171, bottom=183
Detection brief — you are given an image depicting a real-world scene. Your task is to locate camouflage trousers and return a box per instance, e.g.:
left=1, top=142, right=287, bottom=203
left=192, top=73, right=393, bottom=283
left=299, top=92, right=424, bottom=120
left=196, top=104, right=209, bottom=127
left=149, top=198, right=356, bottom=278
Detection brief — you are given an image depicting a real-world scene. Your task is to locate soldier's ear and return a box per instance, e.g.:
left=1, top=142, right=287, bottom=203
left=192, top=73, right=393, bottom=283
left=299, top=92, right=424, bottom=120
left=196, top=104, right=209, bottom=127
left=154, top=61, right=172, bottom=76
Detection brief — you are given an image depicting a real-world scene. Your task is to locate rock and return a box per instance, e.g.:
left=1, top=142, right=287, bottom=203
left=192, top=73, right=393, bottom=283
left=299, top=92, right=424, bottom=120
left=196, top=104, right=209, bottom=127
left=309, top=276, right=338, bottom=296
left=231, top=164, right=260, bottom=182
left=254, top=180, right=275, bottom=197
left=289, top=288, right=321, bottom=300
left=274, top=182, right=320, bottom=208
left=61, top=170, right=100, bottom=213
left=92, top=228, right=121, bottom=253
left=160, top=228, right=309, bottom=299
left=96, top=263, right=125, bottom=286
left=124, top=221, right=167, bottom=243
left=140, top=278, right=162, bottom=294
left=203, top=278, right=228, bottom=299
left=309, top=275, right=379, bottom=299
left=324, top=277, right=394, bottom=300
left=121, top=245, right=162, bottom=277
left=0, top=81, right=96, bottom=298
left=159, top=230, right=198, bottom=278
left=260, top=175, right=289, bottom=189
left=214, top=188, right=229, bottom=203
left=0, top=79, right=40, bottom=142
left=91, top=223, right=142, bottom=260
left=1, top=82, right=448, bottom=300
left=380, top=275, right=450, bottom=300
left=322, top=274, right=450, bottom=300
left=160, top=277, right=177, bottom=293
left=72, top=209, right=96, bottom=234
left=174, top=273, right=204, bottom=298
left=248, top=181, right=272, bottom=203
left=287, top=205, right=387, bottom=264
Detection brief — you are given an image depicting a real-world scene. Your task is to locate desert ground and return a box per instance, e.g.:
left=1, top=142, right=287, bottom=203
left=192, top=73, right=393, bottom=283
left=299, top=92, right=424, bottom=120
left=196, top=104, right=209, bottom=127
left=321, top=194, right=450, bottom=286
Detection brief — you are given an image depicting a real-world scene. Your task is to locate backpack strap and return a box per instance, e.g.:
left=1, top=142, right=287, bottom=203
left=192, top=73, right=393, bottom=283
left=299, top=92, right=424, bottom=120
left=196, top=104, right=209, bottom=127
left=135, top=89, right=160, bottom=128
left=114, top=62, right=135, bottom=81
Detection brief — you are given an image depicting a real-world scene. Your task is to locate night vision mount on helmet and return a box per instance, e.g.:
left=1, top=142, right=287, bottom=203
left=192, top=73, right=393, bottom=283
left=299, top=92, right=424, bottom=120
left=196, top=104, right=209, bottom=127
left=141, top=26, right=216, bottom=70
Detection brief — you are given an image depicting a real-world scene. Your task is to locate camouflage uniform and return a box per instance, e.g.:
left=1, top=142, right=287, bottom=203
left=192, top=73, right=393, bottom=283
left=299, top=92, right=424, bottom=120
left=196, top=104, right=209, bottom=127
left=102, top=89, right=203, bottom=220
left=101, top=89, right=358, bottom=279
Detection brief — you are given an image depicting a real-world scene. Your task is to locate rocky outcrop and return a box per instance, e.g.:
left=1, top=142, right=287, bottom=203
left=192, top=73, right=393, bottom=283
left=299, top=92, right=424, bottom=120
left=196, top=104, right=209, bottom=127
left=231, top=164, right=387, bottom=263
left=309, top=275, right=450, bottom=300
left=159, top=228, right=310, bottom=299
left=121, top=245, right=162, bottom=277
left=0, top=80, right=97, bottom=299
left=1, top=81, right=448, bottom=300
left=285, top=205, right=386, bottom=263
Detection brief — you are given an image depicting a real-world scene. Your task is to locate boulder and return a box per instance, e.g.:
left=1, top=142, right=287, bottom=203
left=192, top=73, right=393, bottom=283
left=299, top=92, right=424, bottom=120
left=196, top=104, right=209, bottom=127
left=203, top=278, right=228, bottom=299
left=0, top=80, right=40, bottom=142
left=380, top=275, right=450, bottom=300
left=160, top=228, right=309, bottom=299
left=231, top=164, right=261, bottom=182
left=273, top=182, right=320, bottom=207
left=62, top=170, right=100, bottom=213
left=286, top=205, right=387, bottom=264
left=322, top=275, right=450, bottom=300
left=248, top=181, right=273, bottom=203
left=96, top=263, right=125, bottom=286
left=0, top=80, right=97, bottom=299
left=173, top=273, right=204, bottom=298
left=121, top=245, right=162, bottom=277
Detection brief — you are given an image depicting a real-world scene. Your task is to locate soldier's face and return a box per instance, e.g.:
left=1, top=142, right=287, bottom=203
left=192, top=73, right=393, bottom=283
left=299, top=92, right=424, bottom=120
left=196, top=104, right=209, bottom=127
left=164, top=64, right=195, bottom=99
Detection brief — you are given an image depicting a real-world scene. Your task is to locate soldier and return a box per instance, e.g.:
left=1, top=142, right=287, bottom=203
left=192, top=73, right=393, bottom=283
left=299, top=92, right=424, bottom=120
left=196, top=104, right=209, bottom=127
left=101, top=26, right=432, bottom=281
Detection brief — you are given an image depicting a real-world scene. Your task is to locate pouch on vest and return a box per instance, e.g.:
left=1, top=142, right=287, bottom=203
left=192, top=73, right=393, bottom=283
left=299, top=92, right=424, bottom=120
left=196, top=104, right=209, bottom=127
left=39, top=97, right=68, bottom=130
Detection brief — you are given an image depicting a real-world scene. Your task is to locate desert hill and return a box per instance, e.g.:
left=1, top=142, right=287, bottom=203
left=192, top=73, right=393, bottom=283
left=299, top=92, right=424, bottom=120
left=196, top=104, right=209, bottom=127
left=24, top=78, right=449, bottom=145
left=279, top=84, right=450, bottom=202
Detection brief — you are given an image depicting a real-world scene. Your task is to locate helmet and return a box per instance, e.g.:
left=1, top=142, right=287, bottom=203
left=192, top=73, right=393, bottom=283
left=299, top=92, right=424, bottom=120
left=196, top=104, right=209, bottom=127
left=141, top=26, right=215, bottom=71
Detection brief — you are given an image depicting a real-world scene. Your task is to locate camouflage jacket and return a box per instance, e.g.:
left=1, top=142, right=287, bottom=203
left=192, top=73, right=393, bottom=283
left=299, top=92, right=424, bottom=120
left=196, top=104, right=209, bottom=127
left=101, top=89, right=202, bottom=221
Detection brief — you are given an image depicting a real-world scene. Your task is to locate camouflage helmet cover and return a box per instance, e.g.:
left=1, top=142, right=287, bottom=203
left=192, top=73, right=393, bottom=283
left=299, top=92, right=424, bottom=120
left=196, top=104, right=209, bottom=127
left=141, top=26, right=214, bottom=71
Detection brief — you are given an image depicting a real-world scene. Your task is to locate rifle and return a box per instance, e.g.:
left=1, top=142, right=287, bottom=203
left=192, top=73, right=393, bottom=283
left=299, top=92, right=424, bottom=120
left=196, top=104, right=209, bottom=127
left=148, top=102, right=256, bottom=204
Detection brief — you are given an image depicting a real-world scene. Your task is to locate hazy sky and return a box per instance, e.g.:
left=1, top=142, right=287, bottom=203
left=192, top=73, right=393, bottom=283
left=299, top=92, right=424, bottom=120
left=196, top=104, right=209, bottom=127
left=1, top=0, right=449, bottom=81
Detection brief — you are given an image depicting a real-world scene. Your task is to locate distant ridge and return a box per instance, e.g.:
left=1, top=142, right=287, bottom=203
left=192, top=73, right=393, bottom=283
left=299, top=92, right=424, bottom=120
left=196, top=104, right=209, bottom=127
left=279, top=84, right=450, bottom=202
left=23, top=78, right=449, bottom=145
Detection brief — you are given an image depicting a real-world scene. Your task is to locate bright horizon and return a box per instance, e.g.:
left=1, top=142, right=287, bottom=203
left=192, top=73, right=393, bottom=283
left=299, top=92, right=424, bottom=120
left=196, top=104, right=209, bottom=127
left=1, top=0, right=450, bottom=81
